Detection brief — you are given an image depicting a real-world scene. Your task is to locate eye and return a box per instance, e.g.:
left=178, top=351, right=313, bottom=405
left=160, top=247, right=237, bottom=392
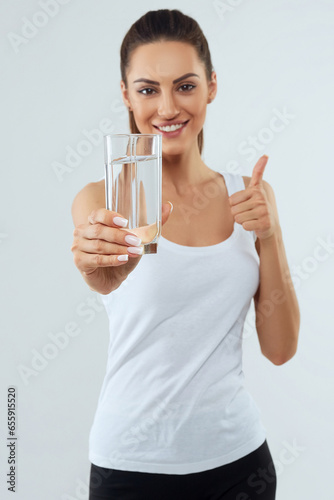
left=138, top=88, right=157, bottom=96
left=178, top=84, right=196, bottom=92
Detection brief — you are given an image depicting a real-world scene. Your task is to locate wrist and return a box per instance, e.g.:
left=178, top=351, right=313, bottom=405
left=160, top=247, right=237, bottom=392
left=258, top=226, right=282, bottom=247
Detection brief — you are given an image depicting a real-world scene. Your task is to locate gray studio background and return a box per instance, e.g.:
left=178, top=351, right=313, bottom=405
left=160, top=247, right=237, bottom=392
left=1, top=1, right=333, bottom=498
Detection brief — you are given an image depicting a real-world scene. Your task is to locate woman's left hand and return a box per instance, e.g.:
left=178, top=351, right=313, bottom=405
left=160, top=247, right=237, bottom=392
left=228, top=155, right=279, bottom=241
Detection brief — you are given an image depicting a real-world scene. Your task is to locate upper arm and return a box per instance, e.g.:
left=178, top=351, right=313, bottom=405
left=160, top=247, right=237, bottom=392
left=71, top=180, right=105, bottom=227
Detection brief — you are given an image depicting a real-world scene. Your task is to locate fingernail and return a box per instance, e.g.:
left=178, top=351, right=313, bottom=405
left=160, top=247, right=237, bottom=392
left=117, top=254, right=128, bottom=262
left=113, top=216, right=128, bottom=227
left=125, top=235, right=142, bottom=246
left=168, top=201, right=173, bottom=214
left=127, top=246, right=143, bottom=255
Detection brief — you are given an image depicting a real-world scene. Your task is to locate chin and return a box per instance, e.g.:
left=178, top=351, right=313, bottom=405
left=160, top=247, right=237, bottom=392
left=162, top=143, right=187, bottom=156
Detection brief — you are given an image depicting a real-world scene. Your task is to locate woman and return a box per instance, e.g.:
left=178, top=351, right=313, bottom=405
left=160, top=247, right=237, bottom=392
left=71, top=9, right=300, bottom=500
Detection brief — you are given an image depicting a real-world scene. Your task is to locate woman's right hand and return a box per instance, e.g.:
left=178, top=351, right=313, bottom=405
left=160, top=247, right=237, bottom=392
left=71, top=203, right=173, bottom=294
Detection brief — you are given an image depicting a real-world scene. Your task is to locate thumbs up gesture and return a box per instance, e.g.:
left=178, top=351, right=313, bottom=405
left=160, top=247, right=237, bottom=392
left=228, top=155, right=279, bottom=241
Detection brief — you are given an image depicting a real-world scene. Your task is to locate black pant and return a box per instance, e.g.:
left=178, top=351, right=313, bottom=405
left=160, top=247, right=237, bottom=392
left=89, top=440, right=277, bottom=500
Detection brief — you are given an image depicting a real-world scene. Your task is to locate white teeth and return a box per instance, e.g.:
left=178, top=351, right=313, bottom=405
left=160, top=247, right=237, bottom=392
left=158, top=123, right=184, bottom=132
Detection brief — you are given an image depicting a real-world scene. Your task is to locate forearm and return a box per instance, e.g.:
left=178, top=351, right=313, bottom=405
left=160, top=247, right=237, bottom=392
left=255, top=227, right=300, bottom=364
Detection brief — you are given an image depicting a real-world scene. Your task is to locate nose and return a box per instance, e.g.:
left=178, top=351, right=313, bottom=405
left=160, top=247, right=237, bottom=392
left=157, top=91, right=180, bottom=119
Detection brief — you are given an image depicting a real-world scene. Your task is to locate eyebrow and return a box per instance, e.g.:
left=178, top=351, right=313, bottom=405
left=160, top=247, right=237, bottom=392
left=133, top=73, right=200, bottom=85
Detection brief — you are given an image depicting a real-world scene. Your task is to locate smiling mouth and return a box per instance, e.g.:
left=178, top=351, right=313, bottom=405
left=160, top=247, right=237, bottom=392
left=154, top=121, right=189, bottom=133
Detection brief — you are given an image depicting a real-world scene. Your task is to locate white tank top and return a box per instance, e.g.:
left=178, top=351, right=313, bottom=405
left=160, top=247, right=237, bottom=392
left=88, top=171, right=266, bottom=474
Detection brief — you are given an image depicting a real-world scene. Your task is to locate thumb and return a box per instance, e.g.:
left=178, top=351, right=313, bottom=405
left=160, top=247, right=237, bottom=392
left=249, top=154, right=269, bottom=187
left=162, top=201, right=173, bottom=225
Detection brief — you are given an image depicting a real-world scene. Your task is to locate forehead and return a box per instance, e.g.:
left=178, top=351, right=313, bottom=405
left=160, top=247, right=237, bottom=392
left=127, top=41, right=205, bottom=80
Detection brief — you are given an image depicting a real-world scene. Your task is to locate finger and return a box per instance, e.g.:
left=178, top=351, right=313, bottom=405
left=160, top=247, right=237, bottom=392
left=72, top=247, right=130, bottom=272
left=83, top=224, right=141, bottom=246
left=230, top=198, right=256, bottom=215
left=80, top=252, right=131, bottom=270
left=229, top=188, right=252, bottom=207
left=73, top=241, right=143, bottom=272
left=233, top=207, right=261, bottom=224
left=88, top=208, right=130, bottom=228
left=77, top=233, right=139, bottom=255
left=162, top=201, right=173, bottom=225
left=249, top=155, right=269, bottom=187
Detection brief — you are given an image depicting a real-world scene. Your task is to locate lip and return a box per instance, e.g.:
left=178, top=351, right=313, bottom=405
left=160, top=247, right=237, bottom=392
left=153, top=120, right=189, bottom=137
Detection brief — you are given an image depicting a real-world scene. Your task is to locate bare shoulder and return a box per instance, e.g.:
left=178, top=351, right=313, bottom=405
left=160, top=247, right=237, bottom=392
left=71, top=179, right=105, bottom=227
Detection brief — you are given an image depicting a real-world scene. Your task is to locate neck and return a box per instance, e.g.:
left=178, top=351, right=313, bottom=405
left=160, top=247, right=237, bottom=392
left=162, top=141, right=212, bottom=194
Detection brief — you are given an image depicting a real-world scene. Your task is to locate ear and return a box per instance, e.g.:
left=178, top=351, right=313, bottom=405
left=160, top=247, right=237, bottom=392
left=207, top=71, right=218, bottom=103
left=120, top=80, right=132, bottom=110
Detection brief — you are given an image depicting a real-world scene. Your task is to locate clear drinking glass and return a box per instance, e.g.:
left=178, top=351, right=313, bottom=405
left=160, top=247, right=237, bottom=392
left=104, top=134, right=162, bottom=254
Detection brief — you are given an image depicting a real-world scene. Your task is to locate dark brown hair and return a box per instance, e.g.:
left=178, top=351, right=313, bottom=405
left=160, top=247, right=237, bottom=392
left=120, top=9, right=214, bottom=155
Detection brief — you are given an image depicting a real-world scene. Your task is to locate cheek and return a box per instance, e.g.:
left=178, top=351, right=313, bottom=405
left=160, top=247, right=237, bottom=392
left=132, top=99, right=155, bottom=116
left=184, top=93, right=207, bottom=114
left=186, top=99, right=207, bottom=124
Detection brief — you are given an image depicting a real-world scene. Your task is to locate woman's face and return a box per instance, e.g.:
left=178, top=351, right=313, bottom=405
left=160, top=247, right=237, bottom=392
left=121, top=41, right=217, bottom=156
